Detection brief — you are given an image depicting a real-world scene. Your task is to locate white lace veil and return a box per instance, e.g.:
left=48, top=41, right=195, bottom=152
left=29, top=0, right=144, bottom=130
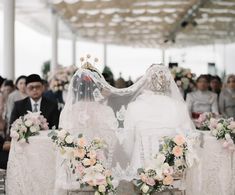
left=57, top=63, right=195, bottom=190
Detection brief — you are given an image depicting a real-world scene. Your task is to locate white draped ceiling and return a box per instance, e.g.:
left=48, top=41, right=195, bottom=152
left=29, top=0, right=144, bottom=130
left=1, top=0, right=235, bottom=48
left=50, top=0, right=235, bottom=47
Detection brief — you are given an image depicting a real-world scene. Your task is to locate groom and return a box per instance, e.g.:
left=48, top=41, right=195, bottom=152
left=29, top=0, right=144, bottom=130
left=10, top=74, right=60, bottom=129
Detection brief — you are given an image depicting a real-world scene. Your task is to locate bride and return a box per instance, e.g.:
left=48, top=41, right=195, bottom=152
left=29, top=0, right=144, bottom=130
left=56, top=59, right=195, bottom=194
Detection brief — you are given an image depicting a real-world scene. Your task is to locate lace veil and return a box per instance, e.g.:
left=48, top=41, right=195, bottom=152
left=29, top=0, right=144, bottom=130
left=57, top=58, right=195, bottom=191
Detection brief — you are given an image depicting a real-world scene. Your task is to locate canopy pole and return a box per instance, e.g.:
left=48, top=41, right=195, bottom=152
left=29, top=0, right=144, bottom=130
left=51, top=9, right=59, bottom=73
left=72, top=34, right=76, bottom=65
left=104, top=43, right=107, bottom=66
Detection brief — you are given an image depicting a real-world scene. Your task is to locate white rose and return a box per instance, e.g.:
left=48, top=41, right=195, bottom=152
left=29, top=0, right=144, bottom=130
left=25, top=119, right=33, bottom=127
left=98, top=185, right=106, bottom=193
left=57, top=129, right=67, bottom=139
left=30, top=125, right=39, bottom=133
left=95, top=164, right=104, bottom=172
left=20, top=125, right=27, bottom=133
left=211, top=129, right=218, bottom=136
left=65, top=135, right=74, bottom=144
left=94, top=192, right=100, bottom=195
left=225, top=133, right=231, bottom=140
left=141, top=184, right=149, bottom=193
left=82, top=158, right=91, bottom=166
left=216, top=123, right=223, bottom=131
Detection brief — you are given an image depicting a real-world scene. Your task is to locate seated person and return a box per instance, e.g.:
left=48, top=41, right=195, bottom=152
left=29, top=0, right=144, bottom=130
left=10, top=74, right=60, bottom=129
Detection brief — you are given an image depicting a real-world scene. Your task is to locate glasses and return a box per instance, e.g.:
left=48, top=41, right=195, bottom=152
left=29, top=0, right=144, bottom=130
left=27, top=85, right=42, bottom=91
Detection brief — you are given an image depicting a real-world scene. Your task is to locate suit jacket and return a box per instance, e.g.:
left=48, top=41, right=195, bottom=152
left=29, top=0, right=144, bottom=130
left=10, top=96, right=59, bottom=129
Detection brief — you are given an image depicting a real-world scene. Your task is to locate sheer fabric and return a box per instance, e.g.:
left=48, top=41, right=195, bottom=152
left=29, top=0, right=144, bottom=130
left=57, top=64, right=195, bottom=192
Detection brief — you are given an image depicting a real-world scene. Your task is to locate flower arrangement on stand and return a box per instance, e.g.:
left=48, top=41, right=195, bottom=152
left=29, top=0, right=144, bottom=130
left=49, top=65, right=78, bottom=92
left=194, top=112, right=217, bottom=130
left=209, top=118, right=235, bottom=151
left=135, top=134, right=191, bottom=195
left=10, top=111, right=49, bottom=143
left=48, top=129, right=116, bottom=195
left=170, top=67, right=195, bottom=91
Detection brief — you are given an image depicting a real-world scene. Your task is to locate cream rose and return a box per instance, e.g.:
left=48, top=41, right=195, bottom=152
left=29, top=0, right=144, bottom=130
left=141, top=184, right=149, bottom=193
left=25, top=119, right=33, bottom=127
left=65, top=135, right=74, bottom=144
left=82, top=158, right=91, bottom=166
left=163, top=175, right=174, bottom=185
left=74, top=149, right=86, bottom=159
left=173, top=135, right=186, bottom=146
left=98, top=185, right=106, bottom=193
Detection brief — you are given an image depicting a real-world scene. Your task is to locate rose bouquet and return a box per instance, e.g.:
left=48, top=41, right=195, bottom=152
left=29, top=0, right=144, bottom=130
left=209, top=118, right=235, bottom=151
left=10, top=111, right=49, bottom=143
left=49, top=65, right=78, bottom=92
left=170, top=67, right=195, bottom=91
left=135, top=154, right=174, bottom=194
left=135, top=134, right=190, bottom=195
left=48, top=129, right=116, bottom=195
left=159, top=135, right=189, bottom=177
left=194, top=112, right=217, bottom=130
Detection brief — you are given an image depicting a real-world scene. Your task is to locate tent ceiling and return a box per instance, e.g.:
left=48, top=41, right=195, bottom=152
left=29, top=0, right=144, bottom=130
left=50, top=0, right=235, bottom=47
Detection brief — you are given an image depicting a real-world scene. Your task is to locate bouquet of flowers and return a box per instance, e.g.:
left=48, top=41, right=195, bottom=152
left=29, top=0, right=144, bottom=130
left=209, top=118, right=235, bottom=151
left=170, top=67, right=195, bottom=91
left=159, top=135, right=189, bottom=177
left=10, top=111, right=49, bottom=143
left=135, top=153, right=174, bottom=194
left=194, top=112, right=217, bottom=130
left=48, top=129, right=116, bottom=195
left=49, top=65, right=78, bottom=92
left=135, top=134, right=190, bottom=195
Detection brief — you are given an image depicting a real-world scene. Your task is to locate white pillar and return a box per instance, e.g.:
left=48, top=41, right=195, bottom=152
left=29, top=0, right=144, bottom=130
left=161, top=48, right=165, bottom=66
left=103, top=43, right=107, bottom=66
left=72, top=34, right=76, bottom=65
left=51, top=10, right=58, bottom=72
left=3, top=0, right=15, bottom=79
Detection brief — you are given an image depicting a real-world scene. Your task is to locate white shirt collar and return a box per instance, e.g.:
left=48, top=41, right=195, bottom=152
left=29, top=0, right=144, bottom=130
left=30, top=97, right=42, bottom=111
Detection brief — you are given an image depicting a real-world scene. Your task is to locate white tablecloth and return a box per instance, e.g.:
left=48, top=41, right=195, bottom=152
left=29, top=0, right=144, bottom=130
left=186, top=131, right=235, bottom=195
left=6, top=130, right=235, bottom=195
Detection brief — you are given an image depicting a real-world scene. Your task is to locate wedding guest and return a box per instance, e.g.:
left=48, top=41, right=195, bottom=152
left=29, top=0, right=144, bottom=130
left=209, top=75, right=222, bottom=97
left=10, top=74, right=60, bottom=129
left=219, top=74, right=235, bottom=118
left=6, top=75, right=27, bottom=124
left=0, top=80, right=14, bottom=136
left=186, top=74, right=218, bottom=118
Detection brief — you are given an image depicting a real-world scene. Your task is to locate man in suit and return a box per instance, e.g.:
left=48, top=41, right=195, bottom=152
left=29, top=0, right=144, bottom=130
left=10, top=74, right=60, bottom=129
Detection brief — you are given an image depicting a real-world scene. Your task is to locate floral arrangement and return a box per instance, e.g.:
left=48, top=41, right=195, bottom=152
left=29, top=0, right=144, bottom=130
left=194, top=112, right=217, bottom=130
left=170, top=67, right=195, bottom=91
left=135, top=134, right=190, bottom=194
left=10, top=111, right=49, bottom=143
left=135, top=154, right=174, bottom=194
left=48, top=129, right=116, bottom=195
left=49, top=65, right=78, bottom=92
left=209, top=118, right=235, bottom=151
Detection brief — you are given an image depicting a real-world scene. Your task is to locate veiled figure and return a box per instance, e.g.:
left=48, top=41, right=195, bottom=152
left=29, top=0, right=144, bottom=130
left=56, top=61, right=195, bottom=194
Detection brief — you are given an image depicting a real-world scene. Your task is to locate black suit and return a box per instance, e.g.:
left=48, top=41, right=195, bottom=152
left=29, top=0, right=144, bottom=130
left=10, top=96, right=59, bottom=129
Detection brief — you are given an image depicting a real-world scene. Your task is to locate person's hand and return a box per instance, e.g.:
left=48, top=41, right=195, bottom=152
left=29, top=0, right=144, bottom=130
left=3, top=141, right=11, bottom=151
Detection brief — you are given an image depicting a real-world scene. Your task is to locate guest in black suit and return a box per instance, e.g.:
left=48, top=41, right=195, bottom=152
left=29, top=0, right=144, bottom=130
left=10, top=74, right=60, bottom=129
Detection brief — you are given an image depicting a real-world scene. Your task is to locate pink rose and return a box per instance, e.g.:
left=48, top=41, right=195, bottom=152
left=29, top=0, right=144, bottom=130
left=77, top=138, right=87, bottom=148
left=74, top=149, right=86, bottom=159
left=140, top=173, right=148, bottom=183
left=77, top=164, right=85, bottom=175
left=146, top=178, right=155, bottom=186
left=172, top=146, right=183, bottom=157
